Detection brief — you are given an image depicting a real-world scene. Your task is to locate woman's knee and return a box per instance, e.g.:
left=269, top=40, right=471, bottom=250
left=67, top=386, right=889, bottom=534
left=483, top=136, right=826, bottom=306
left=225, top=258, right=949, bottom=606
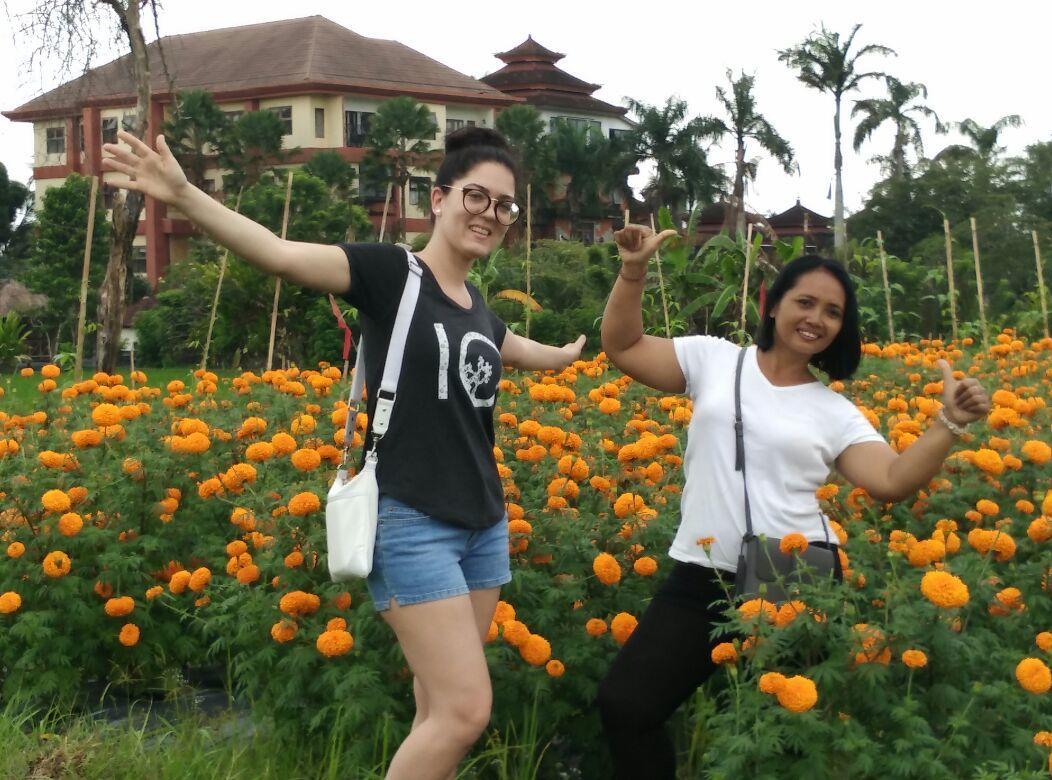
left=433, top=684, right=492, bottom=743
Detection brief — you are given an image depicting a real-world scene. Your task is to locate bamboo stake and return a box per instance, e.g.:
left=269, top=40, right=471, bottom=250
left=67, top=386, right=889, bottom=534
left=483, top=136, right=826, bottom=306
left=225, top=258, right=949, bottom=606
left=876, top=231, right=896, bottom=343
left=266, top=171, right=294, bottom=372
left=378, top=183, right=393, bottom=242
left=740, top=223, right=754, bottom=343
left=201, top=187, right=244, bottom=371
left=129, top=338, right=135, bottom=381
left=1032, top=230, right=1049, bottom=339
left=525, top=183, right=532, bottom=340
left=623, top=207, right=629, bottom=229
left=969, top=217, right=989, bottom=352
left=649, top=214, right=671, bottom=339
left=943, top=219, right=958, bottom=342
left=74, top=175, right=100, bottom=381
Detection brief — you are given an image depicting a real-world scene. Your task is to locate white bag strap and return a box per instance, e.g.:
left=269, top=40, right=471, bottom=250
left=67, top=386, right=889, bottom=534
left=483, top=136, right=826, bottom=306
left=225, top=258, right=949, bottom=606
left=340, top=249, right=423, bottom=460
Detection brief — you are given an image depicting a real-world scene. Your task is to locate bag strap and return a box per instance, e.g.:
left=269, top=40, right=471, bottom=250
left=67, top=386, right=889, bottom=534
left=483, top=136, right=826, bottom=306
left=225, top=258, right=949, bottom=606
left=340, top=249, right=423, bottom=462
left=734, top=346, right=831, bottom=548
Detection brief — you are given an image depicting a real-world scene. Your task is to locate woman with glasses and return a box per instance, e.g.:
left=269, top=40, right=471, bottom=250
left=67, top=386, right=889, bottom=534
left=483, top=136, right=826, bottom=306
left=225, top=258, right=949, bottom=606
left=102, top=126, right=584, bottom=779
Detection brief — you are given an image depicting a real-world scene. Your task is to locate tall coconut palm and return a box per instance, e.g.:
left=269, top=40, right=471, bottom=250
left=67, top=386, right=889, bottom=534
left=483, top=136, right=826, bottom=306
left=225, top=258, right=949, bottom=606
left=626, top=97, right=723, bottom=219
left=548, top=121, right=608, bottom=237
left=495, top=104, right=556, bottom=226
left=363, top=96, right=439, bottom=241
left=703, top=70, right=795, bottom=237
left=936, top=114, right=1023, bottom=164
left=778, top=24, right=896, bottom=256
left=852, top=77, right=940, bottom=179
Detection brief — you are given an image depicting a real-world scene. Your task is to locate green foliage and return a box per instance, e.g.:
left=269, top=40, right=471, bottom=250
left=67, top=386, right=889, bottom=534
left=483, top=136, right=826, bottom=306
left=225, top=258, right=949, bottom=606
left=164, top=90, right=235, bottom=191
left=0, top=312, right=30, bottom=370
left=303, top=150, right=358, bottom=201
left=20, top=175, right=110, bottom=354
left=219, top=111, right=289, bottom=191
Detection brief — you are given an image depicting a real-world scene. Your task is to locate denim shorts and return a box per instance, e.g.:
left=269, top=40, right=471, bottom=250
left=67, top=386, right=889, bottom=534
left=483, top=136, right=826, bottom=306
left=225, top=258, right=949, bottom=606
left=366, top=494, right=512, bottom=612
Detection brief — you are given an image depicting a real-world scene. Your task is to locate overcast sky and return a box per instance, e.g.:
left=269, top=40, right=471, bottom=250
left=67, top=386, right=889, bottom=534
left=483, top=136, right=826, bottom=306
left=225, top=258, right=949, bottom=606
left=1, top=0, right=1046, bottom=217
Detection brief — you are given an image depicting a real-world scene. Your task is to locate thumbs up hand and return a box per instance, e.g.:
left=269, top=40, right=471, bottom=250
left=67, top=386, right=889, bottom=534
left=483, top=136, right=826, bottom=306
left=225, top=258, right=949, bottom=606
left=937, top=359, right=990, bottom=426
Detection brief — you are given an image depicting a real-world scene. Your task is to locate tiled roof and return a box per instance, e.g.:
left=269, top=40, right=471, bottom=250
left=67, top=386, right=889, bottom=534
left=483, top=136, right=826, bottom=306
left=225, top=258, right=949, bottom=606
left=767, top=200, right=831, bottom=228
left=5, top=15, right=515, bottom=120
left=494, top=36, right=565, bottom=64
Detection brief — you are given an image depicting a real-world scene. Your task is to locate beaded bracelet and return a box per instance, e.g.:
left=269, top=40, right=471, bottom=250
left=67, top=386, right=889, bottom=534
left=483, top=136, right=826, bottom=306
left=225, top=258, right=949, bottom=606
left=936, top=408, right=968, bottom=436
left=618, top=265, right=647, bottom=283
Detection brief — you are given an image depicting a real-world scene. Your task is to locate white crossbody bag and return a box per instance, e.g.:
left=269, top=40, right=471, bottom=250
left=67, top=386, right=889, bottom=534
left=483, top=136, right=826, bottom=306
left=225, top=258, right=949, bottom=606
left=326, top=249, right=422, bottom=582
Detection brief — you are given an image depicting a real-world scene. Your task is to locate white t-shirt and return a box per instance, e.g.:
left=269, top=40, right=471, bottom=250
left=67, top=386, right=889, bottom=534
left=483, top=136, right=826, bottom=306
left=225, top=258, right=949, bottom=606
left=670, top=336, right=886, bottom=572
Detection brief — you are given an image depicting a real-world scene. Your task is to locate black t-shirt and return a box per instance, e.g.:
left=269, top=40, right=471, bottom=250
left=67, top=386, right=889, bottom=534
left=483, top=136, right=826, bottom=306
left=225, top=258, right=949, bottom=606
left=339, top=243, right=508, bottom=530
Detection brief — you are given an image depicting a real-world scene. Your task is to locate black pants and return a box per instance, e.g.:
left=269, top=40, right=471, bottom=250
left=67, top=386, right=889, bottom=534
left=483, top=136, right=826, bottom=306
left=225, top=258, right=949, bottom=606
left=596, top=561, right=731, bottom=779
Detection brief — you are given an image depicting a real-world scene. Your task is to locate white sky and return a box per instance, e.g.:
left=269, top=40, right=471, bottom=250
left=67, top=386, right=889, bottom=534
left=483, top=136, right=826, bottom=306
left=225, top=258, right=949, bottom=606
left=1, top=0, right=1047, bottom=217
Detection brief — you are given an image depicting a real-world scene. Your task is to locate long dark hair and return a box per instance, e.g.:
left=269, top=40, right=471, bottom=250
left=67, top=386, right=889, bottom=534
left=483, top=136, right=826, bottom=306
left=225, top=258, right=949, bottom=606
left=754, top=255, right=862, bottom=380
left=435, top=126, right=518, bottom=189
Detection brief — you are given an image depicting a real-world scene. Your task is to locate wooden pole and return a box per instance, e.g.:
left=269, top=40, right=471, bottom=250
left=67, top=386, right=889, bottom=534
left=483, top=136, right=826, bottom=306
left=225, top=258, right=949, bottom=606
left=525, top=183, right=532, bottom=340
left=739, top=223, right=754, bottom=343
left=943, top=219, right=958, bottom=342
left=969, top=217, right=989, bottom=352
left=649, top=214, right=671, bottom=339
left=378, top=183, right=393, bottom=242
left=201, top=187, right=243, bottom=371
left=266, top=171, right=294, bottom=372
left=876, top=231, right=896, bottom=343
left=1032, top=230, right=1050, bottom=339
left=623, top=207, right=630, bottom=229
left=74, top=175, right=100, bottom=382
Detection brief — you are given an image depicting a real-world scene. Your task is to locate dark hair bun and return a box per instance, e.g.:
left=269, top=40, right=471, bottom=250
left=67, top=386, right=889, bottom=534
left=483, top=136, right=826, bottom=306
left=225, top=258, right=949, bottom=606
left=445, top=126, right=509, bottom=154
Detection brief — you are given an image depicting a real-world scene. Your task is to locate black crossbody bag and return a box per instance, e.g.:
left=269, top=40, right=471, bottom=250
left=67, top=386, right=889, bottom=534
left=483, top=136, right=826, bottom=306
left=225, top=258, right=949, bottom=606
left=731, top=347, right=843, bottom=602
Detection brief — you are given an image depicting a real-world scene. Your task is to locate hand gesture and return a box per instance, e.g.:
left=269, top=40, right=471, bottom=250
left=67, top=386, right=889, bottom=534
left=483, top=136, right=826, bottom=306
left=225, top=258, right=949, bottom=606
left=613, top=224, right=679, bottom=266
left=937, top=359, right=990, bottom=425
left=101, top=131, right=190, bottom=206
left=562, top=334, right=586, bottom=365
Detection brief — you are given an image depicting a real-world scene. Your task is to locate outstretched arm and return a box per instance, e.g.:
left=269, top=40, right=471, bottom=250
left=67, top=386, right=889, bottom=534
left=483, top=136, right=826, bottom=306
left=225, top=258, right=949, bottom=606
left=836, top=360, right=991, bottom=502
left=601, top=224, right=685, bottom=393
left=501, top=332, right=585, bottom=371
left=101, top=131, right=350, bottom=294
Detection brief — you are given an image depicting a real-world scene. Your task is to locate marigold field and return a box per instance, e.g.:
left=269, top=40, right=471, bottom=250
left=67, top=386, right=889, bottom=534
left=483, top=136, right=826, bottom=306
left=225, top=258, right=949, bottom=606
left=1, top=330, right=1050, bottom=778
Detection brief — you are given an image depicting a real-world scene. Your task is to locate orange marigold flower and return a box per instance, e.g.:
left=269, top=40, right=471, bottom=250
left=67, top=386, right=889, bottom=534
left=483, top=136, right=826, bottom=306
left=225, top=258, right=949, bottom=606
left=1034, top=731, right=1052, bottom=748
left=758, top=672, right=787, bottom=694
left=1037, top=632, right=1052, bottom=652
left=1016, top=657, right=1052, bottom=694
left=326, top=617, right=347, bottom=632
left=279, top=590, right=321, bottom=617
left=7, top=542, right=25, bottom=559
left=711, top=642, right=738, bottom=665
left=245, top=442, right=276, bottom=461
left=593, top=552, right=622, bottom=586
left=57, top=512, right=83, bottom=537
left=145, top=586, right=163, bottom=601
left=333, top=591, right=352, bottom=611
left=920, top=570, right=969, bottom=609
left=776, top=675, right=818, bottom=712
left=738, top=598, right=777, bottom=624
left=902, top=649, right=928, bottom=669
left=1022, top=440, right=1052, bottom=465
left=815, top=483, right=839, bottom=501
left=317, top=629, right=354, bottom=657
left=0, top=591, right=22, bottom=614
left=779, top=533, right=809, bottom=555
left=42, top=550, right=71, bottom=578
left=169, top=570, right=192, bottom=594
left=236, top=564, right=261, bottom=585
left=520, top=634, right=552, bottom=666
left=502, top=619, right=530, bottom=647
left=976, top=499, right=999, bottom=516
left=493, top=600, right=516, bottom=625
left=226, top=539, right=249, bottom=557
left=104, top=596, right=135, bottom=617
left=288, top=492, right=321, bottom=517
left=290, top=448, right=322, bottom=471
left=775, top=601, right=809, bottom=628
left=41, top=489, right=71, bottom=513
left=598, top=397, right=621, bottom=414
left=188, top=567, right=212, bottom=593
left=633, top=556, right=658, bottom=577
left=284, top=550, right=304, bottom=568
left=118, top=623, right=140, bottom=647
left=91, top=403, right=121, bottom=427
left=972, top=448, right=1005, bottom=475
left=610, top=612, right=638, bottom=645
left=586, top=618, right=608, bottom=637
left=546, top=659, right=565, bottom=678
left=71, top=429, right=102, bottom=448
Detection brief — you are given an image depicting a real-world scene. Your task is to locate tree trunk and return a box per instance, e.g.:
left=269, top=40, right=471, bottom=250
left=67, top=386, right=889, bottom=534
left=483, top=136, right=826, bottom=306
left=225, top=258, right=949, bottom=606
left=832, top=98, right=846, bottom=258
left=733, top=137, right=746, bottom=238
left=96, top=0, right=149, bottom=373
left=892, top=128, right=907, bottom=179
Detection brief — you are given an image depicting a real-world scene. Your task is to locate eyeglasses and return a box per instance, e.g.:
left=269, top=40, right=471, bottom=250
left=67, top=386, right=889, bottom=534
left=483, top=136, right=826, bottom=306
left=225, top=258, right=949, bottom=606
left=441, top=185, right=521, bottom=226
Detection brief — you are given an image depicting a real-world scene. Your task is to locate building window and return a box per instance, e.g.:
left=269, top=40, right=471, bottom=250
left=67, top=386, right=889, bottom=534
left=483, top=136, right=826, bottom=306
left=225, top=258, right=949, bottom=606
left=446, top=118, right=464, bottom=134
left=550, top=116, right=601, bottom=133
left=426, top=112, right=438, bottom=140
left=576, top=222, right=596, bottom=245
left=268, top=106, right=293, bottom=135
left=101, top=117, right=118, bottom=145
left=130, top=246, right=147, bottom=276
left=222, top=110, right=244, bottom=123
left=344, top=110, right=373, bottom=146
left=315, top=108, right=325, bottom=139
left=45, top=126, right=65, bottom=155
left=408, top=176, right=431, bottom=206
left=610, top=188, right=624, bottom=205
left=121, top=114, right=137, bottom=132
left=202, top=178, right=217, bottom=194
left=609, top=128, right=631, bottom=142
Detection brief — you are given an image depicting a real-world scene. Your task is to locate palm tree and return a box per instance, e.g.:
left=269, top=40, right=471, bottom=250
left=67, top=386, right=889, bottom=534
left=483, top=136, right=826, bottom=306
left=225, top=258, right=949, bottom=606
left=495, top=104, right=556, bottom=227
left=163, top=90, right=234, bottom=191
left=852, top=77, right=940, bottom=179
left=935, top=114, right=1023, bottom=164
left=626, top=97, right=723, bottom=219
left=703, top=70, right=795, bottom=237
left=548, top=122, right=608, bottom=238
left=363, top=96, right=439, bottom=241
left=779, top=24, right=896, bottom=256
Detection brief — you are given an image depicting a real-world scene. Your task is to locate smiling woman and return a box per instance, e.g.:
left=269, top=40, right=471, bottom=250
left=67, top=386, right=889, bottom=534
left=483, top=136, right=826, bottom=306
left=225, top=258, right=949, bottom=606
left=99, top=124, right=585, bottom=780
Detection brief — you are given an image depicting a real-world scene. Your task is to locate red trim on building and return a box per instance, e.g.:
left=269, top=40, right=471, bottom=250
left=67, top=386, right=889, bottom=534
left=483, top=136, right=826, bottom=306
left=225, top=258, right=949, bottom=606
left=65, top=117, right=81, bottom=174
left=82, top=106, right=102, bottom=176
left=33, top=165, right=73, bottom=180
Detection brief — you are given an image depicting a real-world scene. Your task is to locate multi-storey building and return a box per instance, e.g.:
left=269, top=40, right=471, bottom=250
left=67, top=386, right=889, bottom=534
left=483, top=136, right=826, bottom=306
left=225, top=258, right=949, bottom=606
left=3, top=15, right=517, bottom=286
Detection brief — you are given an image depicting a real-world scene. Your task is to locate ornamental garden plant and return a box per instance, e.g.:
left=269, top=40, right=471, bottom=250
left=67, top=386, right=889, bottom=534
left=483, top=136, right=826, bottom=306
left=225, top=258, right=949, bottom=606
left=0, top=330, right=1050, bottom=777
